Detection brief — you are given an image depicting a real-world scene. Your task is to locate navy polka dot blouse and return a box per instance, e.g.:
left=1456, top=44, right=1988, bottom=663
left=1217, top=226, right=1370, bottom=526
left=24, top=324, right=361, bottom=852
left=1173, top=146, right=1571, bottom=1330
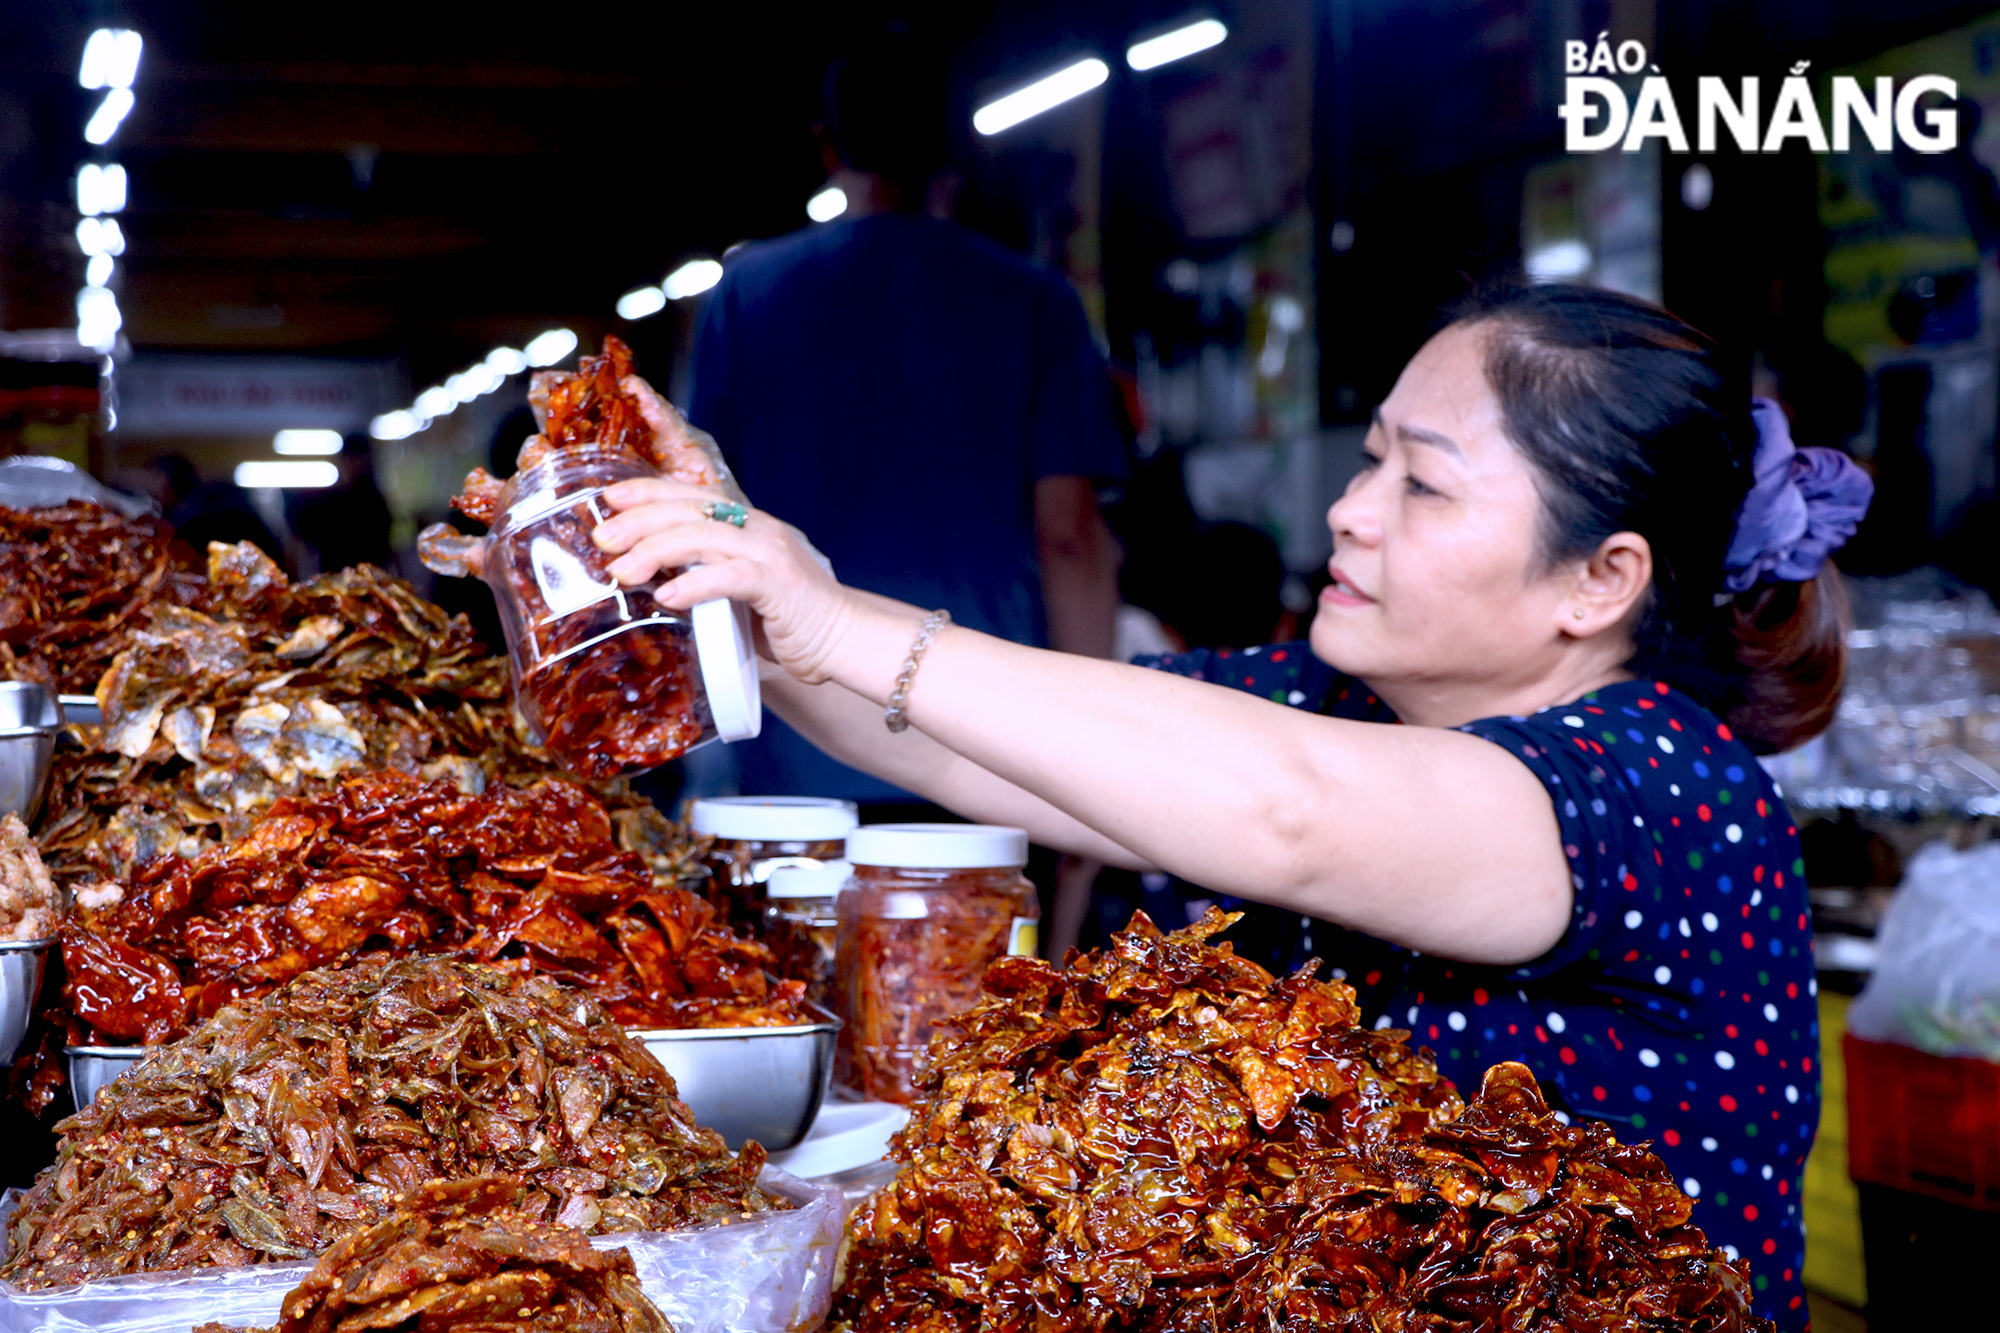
left=1136, top=643, right=1821, bottom=1330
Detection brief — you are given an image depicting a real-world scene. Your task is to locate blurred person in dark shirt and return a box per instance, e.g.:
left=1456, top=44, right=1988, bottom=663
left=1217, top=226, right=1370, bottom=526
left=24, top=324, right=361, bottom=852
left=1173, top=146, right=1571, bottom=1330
left=689, top=32, right=1128, bottom=802
left=147, top=453, right=284, bottom=566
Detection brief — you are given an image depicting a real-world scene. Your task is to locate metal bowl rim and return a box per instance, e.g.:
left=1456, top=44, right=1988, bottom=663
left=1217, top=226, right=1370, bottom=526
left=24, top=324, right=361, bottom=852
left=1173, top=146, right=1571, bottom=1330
left=630, top=1019, right=839, bottom=1042
left=64, top=1045, right=151, bottom=1058
left=0, top=724, right=60, bottom=740
left=0, top=937, right=54, bottom=953
left=629, top=997, right=840, bottom=1042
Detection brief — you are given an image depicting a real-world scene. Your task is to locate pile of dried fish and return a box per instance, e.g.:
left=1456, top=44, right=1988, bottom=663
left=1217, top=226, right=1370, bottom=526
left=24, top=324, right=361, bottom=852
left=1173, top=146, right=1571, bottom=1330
left=34, top=540, right=561, bottom=893
left=195, top=1175, right=675, bottom=1333
left=0, top=501, right=197, bottom=694
left=61, top=769, right=808, bottom=1045
left=1, top=955, right=786, bottom=1291
left=831, top=910, right=1769, bottom=1333
left=0, top=812, right=59, bottom=941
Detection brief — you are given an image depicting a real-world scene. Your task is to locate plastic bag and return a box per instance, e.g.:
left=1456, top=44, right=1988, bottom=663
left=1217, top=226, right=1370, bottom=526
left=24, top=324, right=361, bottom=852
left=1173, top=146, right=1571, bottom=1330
left=1847, top=839, right=2000, bottom=1060
left=0, top=1167, right=841, bottom=1333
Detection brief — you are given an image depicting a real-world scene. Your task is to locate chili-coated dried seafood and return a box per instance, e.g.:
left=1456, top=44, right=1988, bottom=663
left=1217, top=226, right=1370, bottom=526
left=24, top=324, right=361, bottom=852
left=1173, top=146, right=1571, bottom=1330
left=830, top=909, right=1768, bottom=1333
left=194, top=1175, right=675, bottom=1333
left=0, top=812, right=59, bottom=941
left=61, top=769, right=806, bottom=1044
left=0, top=501, right=199, bottom=694
left=2, top=955, right=787, bottom=1291
left=33, top=540, right=562, bottom=894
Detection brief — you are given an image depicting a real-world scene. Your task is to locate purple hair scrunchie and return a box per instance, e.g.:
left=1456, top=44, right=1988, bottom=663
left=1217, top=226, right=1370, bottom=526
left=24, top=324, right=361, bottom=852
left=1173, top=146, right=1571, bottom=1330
left=1720, top=397, right=1874, bottom=595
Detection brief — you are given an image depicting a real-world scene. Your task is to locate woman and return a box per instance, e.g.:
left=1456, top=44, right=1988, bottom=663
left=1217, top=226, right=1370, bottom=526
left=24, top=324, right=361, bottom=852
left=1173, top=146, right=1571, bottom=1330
left=593, top=285, right=1869, bottom=1328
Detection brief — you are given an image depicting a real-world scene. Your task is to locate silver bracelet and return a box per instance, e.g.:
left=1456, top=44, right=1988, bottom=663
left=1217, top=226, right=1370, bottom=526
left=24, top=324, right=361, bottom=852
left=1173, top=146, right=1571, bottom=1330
left=884, top=609, right=951, bottom=733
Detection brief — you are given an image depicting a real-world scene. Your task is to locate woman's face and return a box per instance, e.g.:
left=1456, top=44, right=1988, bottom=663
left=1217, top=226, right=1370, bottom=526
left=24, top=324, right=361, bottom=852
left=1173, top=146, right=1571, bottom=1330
left=1310, top=321, right=1592, bottom=712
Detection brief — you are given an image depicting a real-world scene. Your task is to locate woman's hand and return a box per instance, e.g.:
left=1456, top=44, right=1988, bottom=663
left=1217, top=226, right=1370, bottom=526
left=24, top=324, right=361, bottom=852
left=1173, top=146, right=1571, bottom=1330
left=592, top=477, right=856, bottom=682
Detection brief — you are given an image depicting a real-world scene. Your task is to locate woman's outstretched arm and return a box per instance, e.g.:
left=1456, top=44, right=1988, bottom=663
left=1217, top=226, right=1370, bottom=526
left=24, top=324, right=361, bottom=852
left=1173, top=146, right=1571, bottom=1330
left=597, top=483, right=1572, bottom=966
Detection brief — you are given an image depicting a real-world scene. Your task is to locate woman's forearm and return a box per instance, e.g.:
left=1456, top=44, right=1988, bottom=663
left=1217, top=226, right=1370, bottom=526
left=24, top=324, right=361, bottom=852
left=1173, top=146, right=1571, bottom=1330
left=760, top=666, right=1149, bottom=869
left=815, top=602, right=1572, bottom=964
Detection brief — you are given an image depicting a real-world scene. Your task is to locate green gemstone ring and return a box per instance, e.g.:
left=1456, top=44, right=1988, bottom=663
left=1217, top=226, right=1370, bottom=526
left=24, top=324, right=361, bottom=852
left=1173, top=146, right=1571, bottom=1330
left=702, top=500, right=749, bottom=528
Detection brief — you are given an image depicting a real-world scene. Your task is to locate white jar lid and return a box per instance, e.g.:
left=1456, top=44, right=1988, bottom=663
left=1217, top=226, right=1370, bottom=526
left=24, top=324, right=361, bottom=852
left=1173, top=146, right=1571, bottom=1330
left=846, top=823, right=1029, bottom=869
left=691, top=796, right=859, bottom=841
left=691, top=597, right=762, bottom=742
left=766, top=860, right=852, bottom=899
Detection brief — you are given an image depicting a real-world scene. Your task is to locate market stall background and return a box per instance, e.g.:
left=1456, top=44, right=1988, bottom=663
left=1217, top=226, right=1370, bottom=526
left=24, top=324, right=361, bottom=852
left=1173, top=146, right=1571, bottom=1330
left=7, top=1, right=2000, bottom=1331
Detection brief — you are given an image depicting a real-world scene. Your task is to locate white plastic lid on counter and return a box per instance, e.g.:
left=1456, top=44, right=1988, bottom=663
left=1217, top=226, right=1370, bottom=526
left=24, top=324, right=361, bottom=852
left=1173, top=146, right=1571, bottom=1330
left=766, top=860, right=852, bottom=899
left=845, top=823, right=1030, bottom=869
left=690, top=796, right=860, bottom=842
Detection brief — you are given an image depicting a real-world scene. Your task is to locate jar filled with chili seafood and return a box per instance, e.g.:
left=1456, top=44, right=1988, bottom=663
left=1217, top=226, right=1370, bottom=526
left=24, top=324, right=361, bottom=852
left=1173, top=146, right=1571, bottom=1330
left=484, top=441, right=760, bottom=780
left=763, top=859, right=849, bottom=1010
left=691, top=795, right=858, bottom=934
left=834, top=824, right=1039, bottom=1104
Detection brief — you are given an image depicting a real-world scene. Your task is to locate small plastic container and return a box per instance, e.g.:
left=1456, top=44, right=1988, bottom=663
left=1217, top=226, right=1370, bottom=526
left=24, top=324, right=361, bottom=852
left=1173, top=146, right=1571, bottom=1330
left=834, top=824, right=1039, bottom=1104
left=484, top=442, right=759, bottom=780
left=764, top=860, right=850, bottom=1009
left=692, top=796, right=859, bottom=935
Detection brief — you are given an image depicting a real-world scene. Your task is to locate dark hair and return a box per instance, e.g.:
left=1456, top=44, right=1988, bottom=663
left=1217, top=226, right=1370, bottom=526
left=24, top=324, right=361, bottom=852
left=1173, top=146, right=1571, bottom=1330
left=1452, top=283, right=1848, bottom=754
left=821, top=34, right=951, bottom=186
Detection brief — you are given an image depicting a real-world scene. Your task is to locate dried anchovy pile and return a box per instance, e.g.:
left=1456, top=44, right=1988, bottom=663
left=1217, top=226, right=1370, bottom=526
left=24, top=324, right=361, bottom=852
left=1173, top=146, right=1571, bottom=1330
left=2, top=955, right=786, bottom=1291
left=0, top=812, right=59, bottom=941
left=62, top=769, right=808, bottom=1045
left=0, top=501, right=200, bottom=694
left=419, top=337, right=744, bottom=779
left=832, top=910, right=1770, bottom=1333
left=195, top=1175, right=674, bottom=1333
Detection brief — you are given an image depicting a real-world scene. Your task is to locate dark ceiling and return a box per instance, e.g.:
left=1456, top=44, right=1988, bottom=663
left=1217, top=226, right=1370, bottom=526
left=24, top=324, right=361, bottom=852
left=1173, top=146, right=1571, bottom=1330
left=0, top=1, right=1182, bottom=388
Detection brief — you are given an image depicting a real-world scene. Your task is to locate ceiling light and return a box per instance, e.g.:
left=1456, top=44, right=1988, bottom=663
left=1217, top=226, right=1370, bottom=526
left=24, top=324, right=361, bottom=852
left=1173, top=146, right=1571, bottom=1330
left=523, top=328, right=578, bottom=367
left=370, top=410, right=420, bottom=441
left=274, top=429, right=343, bottom=455
left=76, top=217, right=126, bottom=257
left=974, top=58, right=1108, bottom=136
left=663, top=260, right=722, bottom=300
left=616, top=285, right=668, bottom=320
left=79, top=29, right=143, bottom=91
left=414, top=386, right=455, bottom=418
left=1127, top=19, right=1227, bottom=71
left=85, top=254, right=114, bottom=287
left=84, top=88, right=136, bottom=146
left=1525, top=240, right=1592, bottom=282
left=76, top=285, right=121, bottom=350
left=807, top=187, right=847, bottom=222
left=236, top=460, right=338, bottom=489
left=485, top=347, right=527, bottom=375
left=77, top=163, right=127, bottom=216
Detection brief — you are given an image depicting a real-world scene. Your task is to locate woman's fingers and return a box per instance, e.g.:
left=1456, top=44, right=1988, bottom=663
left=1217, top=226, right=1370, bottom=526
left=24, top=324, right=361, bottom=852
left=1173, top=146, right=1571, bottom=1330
left=605, top=523, right=752, bottom=586
left=656, top=558, right=768, bottom=609
left=592, top=495, right=715, bottom=555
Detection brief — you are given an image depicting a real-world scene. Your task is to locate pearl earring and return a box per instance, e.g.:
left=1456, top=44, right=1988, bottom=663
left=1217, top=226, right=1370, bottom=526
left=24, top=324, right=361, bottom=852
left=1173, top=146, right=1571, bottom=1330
left=1572, top=608, right=1585, bottom=620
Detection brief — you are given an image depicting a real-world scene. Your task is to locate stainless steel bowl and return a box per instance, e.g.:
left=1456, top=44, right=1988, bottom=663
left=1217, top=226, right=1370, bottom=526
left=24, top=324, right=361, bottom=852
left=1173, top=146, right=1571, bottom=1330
left=59, top=693, right=102, bottom=728
left=0, top=682, right=61, bottom=823
left=65, top=1043, right=150, bottom=1108
left=0, top=937, right=50, bottom=1066
left=635, top=1003, right=838, bottom=1151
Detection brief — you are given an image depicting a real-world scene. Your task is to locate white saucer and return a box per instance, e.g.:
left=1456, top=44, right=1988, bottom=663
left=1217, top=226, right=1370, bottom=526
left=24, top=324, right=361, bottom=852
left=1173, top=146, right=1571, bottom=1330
left=765, top=1098, right=909, bottom=1179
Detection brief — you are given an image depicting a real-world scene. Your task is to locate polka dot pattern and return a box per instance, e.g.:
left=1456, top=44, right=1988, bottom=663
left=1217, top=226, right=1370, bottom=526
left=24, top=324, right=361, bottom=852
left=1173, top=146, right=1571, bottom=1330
left=1136, top=646, right=1819, bottom=1330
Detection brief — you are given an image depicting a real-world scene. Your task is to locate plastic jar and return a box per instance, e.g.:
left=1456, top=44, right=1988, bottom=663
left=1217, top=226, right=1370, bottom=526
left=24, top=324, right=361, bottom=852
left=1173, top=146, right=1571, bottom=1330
left=484, top=442, right=759, bottom=779
left=763, top=859, right=849, bottom=1009
left=834, top=824, right=1039, bottom=1104
left=692, top=796, right=859, bottom=935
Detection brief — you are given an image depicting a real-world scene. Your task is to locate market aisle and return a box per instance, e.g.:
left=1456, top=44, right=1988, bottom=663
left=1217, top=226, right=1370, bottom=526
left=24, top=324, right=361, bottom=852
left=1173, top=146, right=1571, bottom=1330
left=1803, top=990, right=1867, bottom=1321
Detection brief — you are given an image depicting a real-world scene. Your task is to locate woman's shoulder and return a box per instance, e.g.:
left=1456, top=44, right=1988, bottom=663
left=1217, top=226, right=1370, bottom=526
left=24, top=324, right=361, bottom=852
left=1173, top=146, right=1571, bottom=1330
left=1462, top=680, right=1769, bottom=794
left=1132, top=642, right=1395, bottom=721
